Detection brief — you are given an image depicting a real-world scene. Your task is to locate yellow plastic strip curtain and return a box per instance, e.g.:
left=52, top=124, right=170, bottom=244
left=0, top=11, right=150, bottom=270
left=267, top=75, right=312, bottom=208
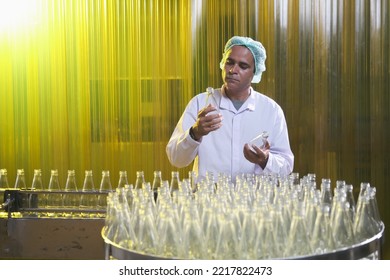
left=0, top=0, right=192, bottom=186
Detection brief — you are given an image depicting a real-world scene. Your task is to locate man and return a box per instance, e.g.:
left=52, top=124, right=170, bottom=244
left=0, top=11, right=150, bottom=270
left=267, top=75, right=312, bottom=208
left=166, top=36, right=294, bottom=182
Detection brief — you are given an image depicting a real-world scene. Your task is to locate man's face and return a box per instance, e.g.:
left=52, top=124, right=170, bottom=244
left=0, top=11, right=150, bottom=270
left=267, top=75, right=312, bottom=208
left=222, top=45, right=255, bottom=93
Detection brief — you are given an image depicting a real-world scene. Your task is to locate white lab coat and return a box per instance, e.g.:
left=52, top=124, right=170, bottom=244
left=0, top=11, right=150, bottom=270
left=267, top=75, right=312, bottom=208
left=166, top=87, right=294, bottom=182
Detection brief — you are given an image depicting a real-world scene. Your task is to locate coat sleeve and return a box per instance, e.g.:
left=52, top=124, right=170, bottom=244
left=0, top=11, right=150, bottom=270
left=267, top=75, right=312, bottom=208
left=166, top=97, right=202, bottom=168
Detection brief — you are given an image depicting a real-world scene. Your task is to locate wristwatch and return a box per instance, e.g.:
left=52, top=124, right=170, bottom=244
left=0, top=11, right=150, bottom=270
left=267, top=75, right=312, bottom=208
left=189, top=127, right=198, bottom=141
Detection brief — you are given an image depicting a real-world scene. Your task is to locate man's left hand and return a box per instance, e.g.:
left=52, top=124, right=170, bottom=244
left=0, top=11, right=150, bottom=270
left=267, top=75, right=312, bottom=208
left=243, top=141, right=270, bottom=169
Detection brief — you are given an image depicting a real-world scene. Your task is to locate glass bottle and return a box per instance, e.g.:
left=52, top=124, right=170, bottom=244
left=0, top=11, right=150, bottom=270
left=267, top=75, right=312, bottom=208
left=117, top=170, right=129, bottom=189
left=156, top=180, right=171, bottom=211
left=31, top=169, right=43, bottom=191
left=305, top=193, right=319, bottom=235
left=284, top=203, right=313, bottom=257
left=80, top=170, right=97, bottom=213
left=181, top=202, right=206, bottom=259
left=215, top=212, right=239, bottom=260
left=152, top=170, right=162, bottom=201
left=204, top=171, right=217, bottom=194
left=367, top=186, right=382, bottom=232
left=134, top=171, right=145, bottom=190
left=253, top=211, right=268, bottom=259
left=46, top=169, right=62, bottom=216
left=112, top=203, right=137, bottom=250
left=331, top=195, right=355, bottom=249
left=311, top=205, right=334, bottom=254
left=271, top=205, right=289, bottom=258
left=14, top=169, right=29, bottom=208
left=97, top=170, right=112, bottom=209
left=320, top=178, right=333, bottom=211
left=289, top=172, right=300, bottom=186
left=103, top=192, right=118, bottom=241
left=345, top=184, right=356, bottom=223
left=62, top=170, right=80, bottom=216
left=117, top=187, right=137, bottom=250
left=14, top=169, right=27, bottom=190
left=331, top=180, right=346, bottom=214
left=188, top=171, right=197, bottom=193
left=335, top=180, right=346, bottom=190
left=134, top=203, right=159, bottom=255
left=353, top=193, right=378, bottom=243
left=356, top=182, right=369, bottom=218
left=0, top=169, right=10, bottom=188
left=202, top=204, right=221, bottom=259
left=29, top=169, right=43, bottom=210
left=156, top=206, right=182, bottom=258
left=261, top=212, right=279, bottom=259
left=170, top=171, right=180, bottom=200
left=124, top=184, right=135, bottom=213
left=330, top=188, right=343, bottom=226
left=239, top=208, right=257, bottom=259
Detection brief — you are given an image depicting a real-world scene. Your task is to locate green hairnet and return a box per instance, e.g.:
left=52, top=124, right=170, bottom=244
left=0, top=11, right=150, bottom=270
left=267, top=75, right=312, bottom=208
left=220, top=36, right=267, bottom=83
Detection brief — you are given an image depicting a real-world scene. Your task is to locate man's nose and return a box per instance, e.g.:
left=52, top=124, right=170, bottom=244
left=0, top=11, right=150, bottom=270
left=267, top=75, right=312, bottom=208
left=229, top=64, right=237, bottom=73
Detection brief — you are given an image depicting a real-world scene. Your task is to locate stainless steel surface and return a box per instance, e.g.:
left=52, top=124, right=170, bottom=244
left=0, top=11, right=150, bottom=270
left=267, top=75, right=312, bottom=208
left=102, top=223, right=385, bottom=260
left=290, top=222, right=385, bottom=260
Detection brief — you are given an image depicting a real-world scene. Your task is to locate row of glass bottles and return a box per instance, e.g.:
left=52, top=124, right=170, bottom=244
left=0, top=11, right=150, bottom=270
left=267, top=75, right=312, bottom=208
left=1, top=168, right=152, bottom=217
left=103, top=172, right=382, bottom=260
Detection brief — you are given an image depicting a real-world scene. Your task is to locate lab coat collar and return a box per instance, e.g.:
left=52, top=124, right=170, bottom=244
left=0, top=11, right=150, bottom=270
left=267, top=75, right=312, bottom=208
left=219, top=86, right=256, bottom=113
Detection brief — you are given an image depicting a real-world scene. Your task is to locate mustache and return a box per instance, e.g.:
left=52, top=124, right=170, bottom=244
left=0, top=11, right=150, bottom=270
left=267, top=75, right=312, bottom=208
left=225, top=76, right=239, bottom=82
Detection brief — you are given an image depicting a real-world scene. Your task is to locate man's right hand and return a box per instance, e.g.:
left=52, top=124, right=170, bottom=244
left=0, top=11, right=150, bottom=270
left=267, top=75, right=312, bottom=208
left=191, top=104, right=223, bottom=140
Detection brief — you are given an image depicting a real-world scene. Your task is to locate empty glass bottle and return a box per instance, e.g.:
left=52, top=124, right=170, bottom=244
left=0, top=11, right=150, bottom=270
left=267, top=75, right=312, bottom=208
left=117, top=187, right=137, bottom=249
left=0, top=169, right=10, bottom=188
left=14, top=169, right=29, bottom=208
left=62, top=170, right=80, bottom=216
left=182, top=202, right=206, bottom=259
left=30, top=169, right=43, bottom=191
left=46, top=169, right=62, bottom=216
left=151, top=170, right=162, bottom=201
left=29, top=169, right=43, bottom=210
left=239, top=208, right=258, bottom=259
left=134, top=171, right=145, bottom=190
left=156, top=206, right=182, bottom=258
left=271, top=205, right=289, bottom=258
left=215, top=212, right=240, bottom=259
left=284, top=203, right=313, bottom=257
left=98, top=170, right=112, bottom=209
left=14, top=169, right=27, bottom=190
left=112, top=203, right=137, bottom=250
left=330, top=188, right=344, bottom=226
left=311, top=205, right=334, bottom=254
left=320, top=178, right=332, bottom=211
left=188, top=171, right=197, bottom=192
left=80, top=170, right=98, bottom=212
left=117, top=170, right=129, bottom=189
left=353, top=194, right=378, bottom=243
left=367, top=186, right=381, bottom=232
left=345, top=184, right=356, bottom=223
left=331, top=195, right=355, bottom=249
left=103, top=192, right=118, bottom=241
left=335, top=180, right=346, bottom=190
left=170, top=171, right=180, bottom=200
left=134, top=202, right=159, bottom=255
left=356, top=182, right=370, bottom=218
